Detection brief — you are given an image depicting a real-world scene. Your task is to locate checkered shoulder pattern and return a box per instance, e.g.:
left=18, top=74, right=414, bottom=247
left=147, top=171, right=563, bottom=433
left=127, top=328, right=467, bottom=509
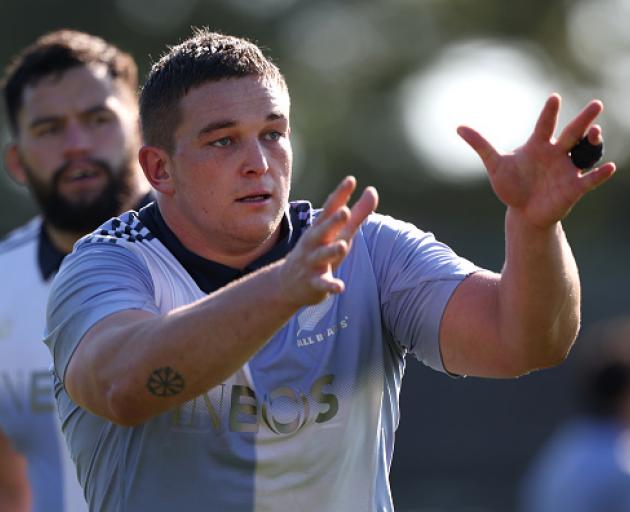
left=290, top=200, right=313, bottom=230
left=82, top=212, right=155, bottom=246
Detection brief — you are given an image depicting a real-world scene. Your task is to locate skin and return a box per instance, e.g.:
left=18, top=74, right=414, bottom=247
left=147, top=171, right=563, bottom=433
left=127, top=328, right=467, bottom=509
left=4, top=64, right=149, bottom=252
left=0, top=431, right=30, bottom=512
left=1, top=62, right=149, bottom=506
left=140, top=76, right=294, bottom=268
left=443, top=95, right=615, bottom=377
left=64, top=84, right=614, bottom=426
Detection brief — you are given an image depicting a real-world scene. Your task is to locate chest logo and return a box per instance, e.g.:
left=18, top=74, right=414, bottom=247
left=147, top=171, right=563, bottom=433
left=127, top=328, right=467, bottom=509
left=297, top=295, right=335, bottom=335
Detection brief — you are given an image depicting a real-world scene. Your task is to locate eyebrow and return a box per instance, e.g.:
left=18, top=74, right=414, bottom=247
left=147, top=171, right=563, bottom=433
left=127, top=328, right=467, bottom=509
left=28, top=104, right=112, bottom=130
left=197, top=113, right=287, bottom=139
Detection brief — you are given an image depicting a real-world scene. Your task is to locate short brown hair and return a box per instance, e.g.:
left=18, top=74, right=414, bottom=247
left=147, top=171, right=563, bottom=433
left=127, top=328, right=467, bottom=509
left=2, top=29, right=138, bottom=134
left=140, top=28, right=288, bottom=153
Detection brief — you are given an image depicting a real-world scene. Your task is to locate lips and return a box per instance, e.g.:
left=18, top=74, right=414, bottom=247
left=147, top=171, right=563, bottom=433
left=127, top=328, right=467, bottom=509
left=62, top=168, right=101, bottom=181
left=236, top=192, right=272, bottom=203
left=58, top=162, right=106, bottom=184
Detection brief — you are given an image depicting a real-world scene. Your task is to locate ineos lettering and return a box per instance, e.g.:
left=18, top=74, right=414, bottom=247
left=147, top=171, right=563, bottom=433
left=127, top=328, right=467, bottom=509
left=171, top=374, right=339, bottom=434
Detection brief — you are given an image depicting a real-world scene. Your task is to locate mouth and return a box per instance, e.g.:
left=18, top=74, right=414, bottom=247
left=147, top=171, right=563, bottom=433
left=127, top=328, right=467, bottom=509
left=58, top=163, right=107, bottom=185
left=61, top=168, right=102, bottom=182
left=235, top=192, right=272, bottom=203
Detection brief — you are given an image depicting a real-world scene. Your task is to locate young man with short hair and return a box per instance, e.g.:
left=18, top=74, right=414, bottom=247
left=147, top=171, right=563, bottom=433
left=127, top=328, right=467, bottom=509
left=0, top=30, right=150, bottom=511
left=46, top=29, right=615, bottom=511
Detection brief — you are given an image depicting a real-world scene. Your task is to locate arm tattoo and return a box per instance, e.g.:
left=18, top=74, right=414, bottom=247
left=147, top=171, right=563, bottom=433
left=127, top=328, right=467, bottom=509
left=146, top=367, right=186, bottom=397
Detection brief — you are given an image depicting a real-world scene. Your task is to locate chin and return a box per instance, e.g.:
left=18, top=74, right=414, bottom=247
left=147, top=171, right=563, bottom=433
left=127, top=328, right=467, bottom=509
left=235, top=221, right=278, bottom=246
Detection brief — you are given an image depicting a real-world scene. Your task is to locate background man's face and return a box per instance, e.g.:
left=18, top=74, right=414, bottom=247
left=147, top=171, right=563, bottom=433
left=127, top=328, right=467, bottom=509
left=13, top=63, right=139, bottom=231
left=166, top=75, right=293, bottom=255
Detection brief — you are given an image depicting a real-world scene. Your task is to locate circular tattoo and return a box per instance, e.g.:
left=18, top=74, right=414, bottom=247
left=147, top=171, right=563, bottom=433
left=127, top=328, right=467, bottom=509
left=146, top=367, right=186, bottom=397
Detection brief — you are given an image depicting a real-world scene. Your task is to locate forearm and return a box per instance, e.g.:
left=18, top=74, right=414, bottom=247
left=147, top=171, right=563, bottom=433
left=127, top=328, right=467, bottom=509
left=499, top=208, right=580, bottom=367
left=73, top=259, right=300, bottom=425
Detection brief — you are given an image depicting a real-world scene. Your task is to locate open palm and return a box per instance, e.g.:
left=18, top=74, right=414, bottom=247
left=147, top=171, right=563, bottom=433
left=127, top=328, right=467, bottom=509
left=457, top=94, right=616, bottom=229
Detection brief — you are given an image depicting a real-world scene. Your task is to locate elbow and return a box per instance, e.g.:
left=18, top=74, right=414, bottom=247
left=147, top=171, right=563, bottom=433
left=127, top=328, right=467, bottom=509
left=533, top=342, right=572, bottom=370
left=521, top=327, right=578, bottom=373
left=542, top=313, right=580, bottom=368
left=105, top=382, right=153, bottom=427
left=512, top=309, right=580, bottom=374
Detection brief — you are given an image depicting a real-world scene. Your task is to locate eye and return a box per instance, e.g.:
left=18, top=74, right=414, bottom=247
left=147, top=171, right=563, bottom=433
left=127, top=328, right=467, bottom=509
left=211, top=137, right=232, bottom=147
left=33, top=122, right=62, bottom=137
left=89, top=111, right=114, bottom=126
left=264, top=131, right=282, bottom=142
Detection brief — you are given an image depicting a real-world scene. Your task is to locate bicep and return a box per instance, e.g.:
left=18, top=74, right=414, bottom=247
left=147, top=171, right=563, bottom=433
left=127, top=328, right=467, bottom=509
left=439, top=270, right=524, bottom=377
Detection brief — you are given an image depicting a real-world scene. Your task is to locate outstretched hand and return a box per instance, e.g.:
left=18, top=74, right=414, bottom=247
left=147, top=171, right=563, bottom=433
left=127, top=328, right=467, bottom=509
left=457, top=94, right=616, bottom=229
left=280, top=176, right=379, bottom=307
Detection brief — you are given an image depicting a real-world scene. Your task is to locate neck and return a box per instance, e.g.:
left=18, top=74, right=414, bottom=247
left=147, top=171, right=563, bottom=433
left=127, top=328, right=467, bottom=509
left=43, top=223, right=84, bottom=254
left=122, top=165, right=152, bottom=211
left=158, top=199, right=282, bottom=270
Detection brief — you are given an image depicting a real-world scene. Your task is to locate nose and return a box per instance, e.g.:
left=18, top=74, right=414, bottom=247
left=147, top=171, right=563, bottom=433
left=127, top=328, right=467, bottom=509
left=62, top=120, right=92, bottom=158
left=241, top=139, right=269, bottom=176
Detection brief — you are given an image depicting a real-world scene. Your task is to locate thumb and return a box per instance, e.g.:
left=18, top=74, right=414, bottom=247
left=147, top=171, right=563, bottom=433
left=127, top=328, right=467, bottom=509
left=457, top=125, right=501, bottom=174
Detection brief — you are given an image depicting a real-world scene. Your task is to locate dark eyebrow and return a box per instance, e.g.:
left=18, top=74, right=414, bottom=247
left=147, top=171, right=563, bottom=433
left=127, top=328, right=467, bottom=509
left=197, top=120, right=236, bottom=138
left=80, top=104, right=113, bottom=116
left=28, top=104, right=112, bottom=130
left=267, top=113, right=286, bottom=122
left=197, top=113, right=287, bottom=139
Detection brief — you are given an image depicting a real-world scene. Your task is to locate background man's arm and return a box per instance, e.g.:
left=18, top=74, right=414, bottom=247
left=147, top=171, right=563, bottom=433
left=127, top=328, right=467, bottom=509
left=439, top=94, right=615, bottom=378
left=0, top=430, right=30, bottom=512
left=62, top=177, right=378, bottom=426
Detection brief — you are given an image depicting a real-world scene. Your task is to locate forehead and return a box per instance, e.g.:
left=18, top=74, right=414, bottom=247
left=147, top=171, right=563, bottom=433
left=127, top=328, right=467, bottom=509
left=176, top=76, right=290, bottom=134
left=18, top=64, right=126, bottom=127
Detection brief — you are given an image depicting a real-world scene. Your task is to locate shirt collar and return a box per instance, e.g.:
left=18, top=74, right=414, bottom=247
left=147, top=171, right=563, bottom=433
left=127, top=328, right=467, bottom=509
left=138, top=201, right=312, bottom=294
left=37, top=192, right=155, bottom=281
left=37, top=225, right=65, bottom=281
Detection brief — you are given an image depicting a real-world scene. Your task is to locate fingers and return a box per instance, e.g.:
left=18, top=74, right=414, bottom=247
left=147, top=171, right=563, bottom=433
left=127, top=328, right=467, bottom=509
left=307, top=240, right=349, bottom=269
left=577, top=161, right=616, bottom=194
left=308, top=205, right=351, bottom=247
left=316, top=176, right=356, bottom=224
left=456, top=125, right=500, bottom=172
left=586, top=124, right=602, bottom=146
left=557, top=99, right=603, bottom=151
left=310, top=275, right=345, bottom=295
left=339, top=186, right=379, bottom=242
left=312, top=177, right=378, bottom=244
left=532, top=94, right=561, bottom=142
left=302, top=176, right=378, bottom=268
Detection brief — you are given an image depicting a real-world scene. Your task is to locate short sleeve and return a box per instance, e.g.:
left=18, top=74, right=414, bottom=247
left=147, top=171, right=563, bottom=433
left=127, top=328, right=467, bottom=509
left=362, top=214, right=481, bottom=372
left=44, top=242, right=160, bottom=383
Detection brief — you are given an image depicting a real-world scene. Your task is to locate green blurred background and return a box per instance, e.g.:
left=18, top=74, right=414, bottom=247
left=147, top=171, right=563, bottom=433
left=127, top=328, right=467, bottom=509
left=1, top=0, right=629, bottom=510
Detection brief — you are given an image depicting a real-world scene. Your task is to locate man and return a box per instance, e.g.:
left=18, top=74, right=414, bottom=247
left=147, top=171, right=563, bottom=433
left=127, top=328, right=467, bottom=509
left=0, top=30, right=150, bottom=511
left=520, top=317, right=630, bottom=512
left=45, top=30, right=615, bottom=511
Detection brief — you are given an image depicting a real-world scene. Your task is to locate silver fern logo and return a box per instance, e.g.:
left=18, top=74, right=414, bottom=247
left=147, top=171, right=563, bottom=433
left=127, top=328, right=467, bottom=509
left=296, top=295, right=335, bottom=335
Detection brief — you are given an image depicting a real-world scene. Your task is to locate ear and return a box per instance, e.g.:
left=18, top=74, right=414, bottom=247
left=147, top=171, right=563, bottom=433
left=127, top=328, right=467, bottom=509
left=3, top=144, right=28, bottom=186
left=139, top=145, right=175, bottom=196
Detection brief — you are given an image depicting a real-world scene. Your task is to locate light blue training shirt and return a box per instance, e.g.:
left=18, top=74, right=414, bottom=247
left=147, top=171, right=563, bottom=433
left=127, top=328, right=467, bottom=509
left=45, top=201, right=479, bottom=511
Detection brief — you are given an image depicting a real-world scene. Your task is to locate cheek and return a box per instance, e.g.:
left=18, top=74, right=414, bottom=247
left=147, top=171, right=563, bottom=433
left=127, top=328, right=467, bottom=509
left=100, top=126, right=130, bottom=160
left=271, top=142, right=292, bottom=175
left=19, top=140, right=59, bottom=176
